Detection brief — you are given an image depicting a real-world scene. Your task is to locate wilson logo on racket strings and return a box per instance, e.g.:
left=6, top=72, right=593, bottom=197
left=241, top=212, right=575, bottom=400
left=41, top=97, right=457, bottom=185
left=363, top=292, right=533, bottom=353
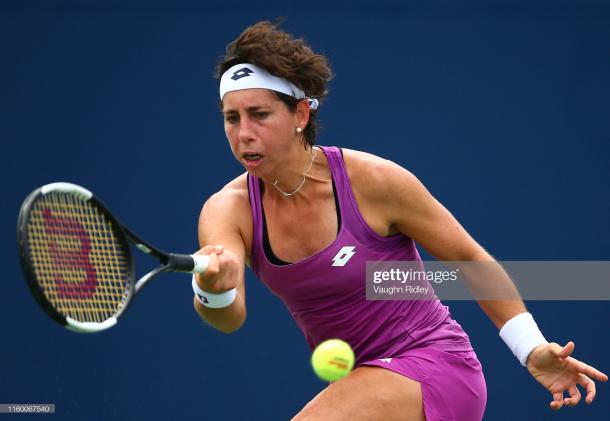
left=331, top=246, right=356, bottom=267
left=231, top=67, right=254, bottom=81
left=42, top=208, right=97, bottom=299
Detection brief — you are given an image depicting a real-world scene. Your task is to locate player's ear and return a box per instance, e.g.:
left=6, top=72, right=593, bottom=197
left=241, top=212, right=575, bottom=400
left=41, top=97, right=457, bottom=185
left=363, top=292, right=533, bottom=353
left=295, top=99, right=311, bottom=130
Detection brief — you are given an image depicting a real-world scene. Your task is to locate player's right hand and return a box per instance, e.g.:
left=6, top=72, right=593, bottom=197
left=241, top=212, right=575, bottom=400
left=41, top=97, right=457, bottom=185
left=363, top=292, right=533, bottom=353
left=193, top=245, right=240, bottom=294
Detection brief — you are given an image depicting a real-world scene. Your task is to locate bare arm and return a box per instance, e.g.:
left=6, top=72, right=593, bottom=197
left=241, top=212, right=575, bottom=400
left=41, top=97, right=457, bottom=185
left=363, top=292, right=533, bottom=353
left=348, top=151, right=607, bottom=409
left=193, top=184, right=249, bottom=334
left=356, top=153, right=526, bottom=328
left=346, top=153, right=608, bottom=410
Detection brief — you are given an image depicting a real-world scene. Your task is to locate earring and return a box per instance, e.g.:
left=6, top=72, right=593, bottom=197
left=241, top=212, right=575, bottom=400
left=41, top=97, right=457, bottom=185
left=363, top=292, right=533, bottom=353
left=295, top=127, right=303, bottom=134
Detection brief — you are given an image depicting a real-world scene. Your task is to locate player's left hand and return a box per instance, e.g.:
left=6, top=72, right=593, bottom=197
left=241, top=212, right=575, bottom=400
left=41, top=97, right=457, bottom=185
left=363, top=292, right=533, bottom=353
left=526, top=341, right=608, bottom=410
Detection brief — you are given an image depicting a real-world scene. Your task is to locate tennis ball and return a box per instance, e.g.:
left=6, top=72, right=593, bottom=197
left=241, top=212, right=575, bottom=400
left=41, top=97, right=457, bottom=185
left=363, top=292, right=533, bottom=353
left=311, top=339, right=355, bottom=382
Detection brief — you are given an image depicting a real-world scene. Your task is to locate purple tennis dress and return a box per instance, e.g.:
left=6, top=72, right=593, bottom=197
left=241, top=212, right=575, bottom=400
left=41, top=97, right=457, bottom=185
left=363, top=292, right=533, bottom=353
left=247, top=146, right=487, bottom=420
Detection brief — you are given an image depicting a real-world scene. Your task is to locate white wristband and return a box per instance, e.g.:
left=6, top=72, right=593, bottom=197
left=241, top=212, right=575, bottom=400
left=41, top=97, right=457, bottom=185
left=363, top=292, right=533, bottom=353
left=499, top=312, right=548, bottom=366
left=192, top=274, right=237, bottom=309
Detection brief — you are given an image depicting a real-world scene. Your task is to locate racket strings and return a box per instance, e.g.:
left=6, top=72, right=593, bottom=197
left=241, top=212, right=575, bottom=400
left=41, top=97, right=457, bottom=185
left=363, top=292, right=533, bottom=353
left=26, top=193, right=131, bottom=323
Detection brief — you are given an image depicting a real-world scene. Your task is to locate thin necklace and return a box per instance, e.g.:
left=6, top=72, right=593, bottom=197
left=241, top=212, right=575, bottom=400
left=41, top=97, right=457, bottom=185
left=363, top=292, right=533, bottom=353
left=272, top=147, right=317, bottom=197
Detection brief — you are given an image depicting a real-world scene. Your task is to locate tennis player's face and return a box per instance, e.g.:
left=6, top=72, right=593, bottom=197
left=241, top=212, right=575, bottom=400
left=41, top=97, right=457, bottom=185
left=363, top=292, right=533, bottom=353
left=222, top=88, right=304, bottom=177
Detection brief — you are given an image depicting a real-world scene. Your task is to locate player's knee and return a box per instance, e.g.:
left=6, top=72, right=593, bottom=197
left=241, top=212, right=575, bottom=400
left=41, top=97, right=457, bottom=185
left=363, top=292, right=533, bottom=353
left=290, top=404, right=324, bottom=421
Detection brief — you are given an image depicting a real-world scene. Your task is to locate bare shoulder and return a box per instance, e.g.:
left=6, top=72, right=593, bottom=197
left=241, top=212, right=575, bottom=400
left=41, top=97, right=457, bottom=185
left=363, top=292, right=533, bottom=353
left=199, top=173, right=253, bottom=255
left=341, top=148, right=417, bottom=201
left=202, top=173, right=250, bottom=217
left=340, top=148, right=485, bottom=260
left=339, top=148, right=423, bottom=236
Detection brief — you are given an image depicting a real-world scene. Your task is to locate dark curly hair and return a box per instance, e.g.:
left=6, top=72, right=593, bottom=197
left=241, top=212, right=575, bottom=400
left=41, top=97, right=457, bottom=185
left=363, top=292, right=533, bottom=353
left=215, top=21, right=333, bottom=148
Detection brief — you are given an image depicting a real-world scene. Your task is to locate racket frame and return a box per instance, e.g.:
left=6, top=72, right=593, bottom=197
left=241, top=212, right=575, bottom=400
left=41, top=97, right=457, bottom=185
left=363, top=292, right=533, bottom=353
left=17, top=182, right=205, bottom=333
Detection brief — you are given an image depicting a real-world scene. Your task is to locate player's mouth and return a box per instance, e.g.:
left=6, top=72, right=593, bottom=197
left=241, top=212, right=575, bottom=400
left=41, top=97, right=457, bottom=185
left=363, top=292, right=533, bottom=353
left=242, top=152, right=263, bottom=167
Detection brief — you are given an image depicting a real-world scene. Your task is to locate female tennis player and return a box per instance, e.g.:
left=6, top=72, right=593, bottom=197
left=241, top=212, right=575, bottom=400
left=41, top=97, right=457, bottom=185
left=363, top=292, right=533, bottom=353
left=191, top=21, right=607, bottom=420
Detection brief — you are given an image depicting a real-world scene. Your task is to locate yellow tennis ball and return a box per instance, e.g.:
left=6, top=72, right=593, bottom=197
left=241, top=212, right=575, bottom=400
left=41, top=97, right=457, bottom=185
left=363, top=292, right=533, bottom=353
left=311, top=339, right=355, bottom=382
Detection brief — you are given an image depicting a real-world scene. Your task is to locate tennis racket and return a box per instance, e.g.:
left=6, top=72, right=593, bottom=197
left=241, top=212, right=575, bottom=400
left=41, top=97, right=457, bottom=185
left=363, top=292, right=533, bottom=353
left=17, top=182, right=208, bottom=333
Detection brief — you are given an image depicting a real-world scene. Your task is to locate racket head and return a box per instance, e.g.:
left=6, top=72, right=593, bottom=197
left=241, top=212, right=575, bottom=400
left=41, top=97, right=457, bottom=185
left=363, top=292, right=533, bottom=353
left=17, top=182, right=135, bottom=333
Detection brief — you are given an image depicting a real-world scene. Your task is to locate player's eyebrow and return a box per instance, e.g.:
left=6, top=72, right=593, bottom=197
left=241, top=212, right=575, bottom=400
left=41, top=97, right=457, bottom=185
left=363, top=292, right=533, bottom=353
left=222, top=105, right=272, bottom=115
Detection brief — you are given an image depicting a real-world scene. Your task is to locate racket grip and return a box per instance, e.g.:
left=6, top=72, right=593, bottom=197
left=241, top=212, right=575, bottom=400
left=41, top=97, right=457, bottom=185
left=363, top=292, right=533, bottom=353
left=190, top=254, right=209, bottom=273
left=168, top=253, right=209, bottom=273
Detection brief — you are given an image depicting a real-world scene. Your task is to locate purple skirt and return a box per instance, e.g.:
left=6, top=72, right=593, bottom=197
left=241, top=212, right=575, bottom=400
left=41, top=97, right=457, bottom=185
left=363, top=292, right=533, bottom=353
left=361, top=347, right=487, bottom=421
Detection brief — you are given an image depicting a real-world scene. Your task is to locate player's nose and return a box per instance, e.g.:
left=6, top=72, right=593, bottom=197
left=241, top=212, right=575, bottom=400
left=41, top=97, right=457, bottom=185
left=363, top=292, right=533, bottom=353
left=237, top=116, right=256, bottom=142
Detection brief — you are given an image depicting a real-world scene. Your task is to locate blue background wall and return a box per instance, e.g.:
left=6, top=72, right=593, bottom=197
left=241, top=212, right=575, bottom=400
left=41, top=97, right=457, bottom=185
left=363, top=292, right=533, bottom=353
left=1, top=1, right=609, bottom=419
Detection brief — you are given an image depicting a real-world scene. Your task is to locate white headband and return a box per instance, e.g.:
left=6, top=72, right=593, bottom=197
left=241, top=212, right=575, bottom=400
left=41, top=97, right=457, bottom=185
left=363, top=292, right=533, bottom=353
left=219, top=63, right=319, bottom=110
